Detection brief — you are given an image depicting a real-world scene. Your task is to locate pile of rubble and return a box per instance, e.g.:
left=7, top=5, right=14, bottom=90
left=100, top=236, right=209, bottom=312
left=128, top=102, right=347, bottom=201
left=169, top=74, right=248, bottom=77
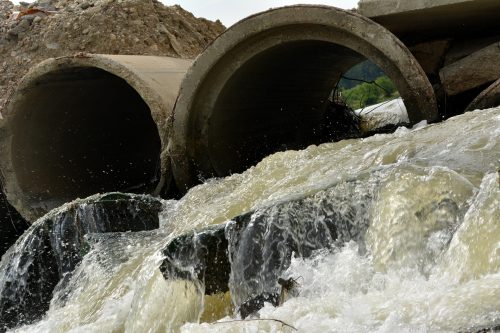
left=0, top=0, right=225, bottom=115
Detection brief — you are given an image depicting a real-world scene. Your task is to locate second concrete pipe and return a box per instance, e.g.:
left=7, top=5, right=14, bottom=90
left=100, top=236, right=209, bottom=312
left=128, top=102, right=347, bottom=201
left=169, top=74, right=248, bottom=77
left=169, top=5, right=438, bottom=191
left=1, top=6, right=438, bottom=221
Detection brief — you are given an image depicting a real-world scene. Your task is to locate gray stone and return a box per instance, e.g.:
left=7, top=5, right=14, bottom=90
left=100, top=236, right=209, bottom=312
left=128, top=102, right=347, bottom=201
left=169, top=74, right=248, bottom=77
left=440, top=42, right=500, bottom=96
left=7, top=19, right=30, bottom=39
left=79, top=2, right=92, bottom=10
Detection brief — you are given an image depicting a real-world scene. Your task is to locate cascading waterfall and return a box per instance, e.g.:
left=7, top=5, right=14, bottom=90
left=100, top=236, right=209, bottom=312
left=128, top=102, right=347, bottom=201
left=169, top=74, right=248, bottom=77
left=1, top=107, right=499, bottom=332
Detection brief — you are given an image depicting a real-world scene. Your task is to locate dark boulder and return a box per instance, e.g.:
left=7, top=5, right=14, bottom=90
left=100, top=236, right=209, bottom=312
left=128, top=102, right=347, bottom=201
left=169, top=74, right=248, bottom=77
left=160, top=178, right=376, bottom=317
left=0, top=193, right=162, bottom=331
left=0, top=182, right=29, bottom=259
left=160, top=225, right=230, bottom=295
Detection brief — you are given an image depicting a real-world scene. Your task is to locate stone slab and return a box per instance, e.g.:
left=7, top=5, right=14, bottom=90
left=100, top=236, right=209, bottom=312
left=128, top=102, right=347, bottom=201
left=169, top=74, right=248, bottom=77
left=358, top=0, right=500, bottom=43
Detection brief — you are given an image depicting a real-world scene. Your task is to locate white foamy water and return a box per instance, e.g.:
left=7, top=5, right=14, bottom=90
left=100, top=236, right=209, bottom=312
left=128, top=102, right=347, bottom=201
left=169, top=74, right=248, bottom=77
left=9, top=107, right=500, bottom=333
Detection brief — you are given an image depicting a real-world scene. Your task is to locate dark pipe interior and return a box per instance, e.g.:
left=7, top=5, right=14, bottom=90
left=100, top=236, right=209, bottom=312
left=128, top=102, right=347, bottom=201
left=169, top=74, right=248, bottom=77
left=206, top=40, right=364, bottom=176
left=11, top=67, right=161, bottom=208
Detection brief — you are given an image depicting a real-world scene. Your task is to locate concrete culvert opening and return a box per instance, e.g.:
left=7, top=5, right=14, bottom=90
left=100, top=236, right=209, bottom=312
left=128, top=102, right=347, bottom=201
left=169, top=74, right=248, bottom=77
left=2, top=55, right=192, bottom=221
left=170, top=6, right=438, bottom=191
left=208, top=40, right=365, bottom=177
left=0, top=54, right=198, bottom=221
left=11, top=66, right=161, bottom=209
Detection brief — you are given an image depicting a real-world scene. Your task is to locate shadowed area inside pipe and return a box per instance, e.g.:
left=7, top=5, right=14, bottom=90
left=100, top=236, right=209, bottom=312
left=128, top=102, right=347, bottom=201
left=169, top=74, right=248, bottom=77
left=208, top=41, right=364, bottom=176
left=171, top=6, right=437, bottom=191
left=10, top=67, right=161, bottom=207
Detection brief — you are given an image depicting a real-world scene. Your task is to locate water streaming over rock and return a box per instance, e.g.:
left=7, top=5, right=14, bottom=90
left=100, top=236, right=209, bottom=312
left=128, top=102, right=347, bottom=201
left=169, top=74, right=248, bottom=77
left=0, top=193, right=162, bottom=330
left=1, top=107, right=499, bottom=332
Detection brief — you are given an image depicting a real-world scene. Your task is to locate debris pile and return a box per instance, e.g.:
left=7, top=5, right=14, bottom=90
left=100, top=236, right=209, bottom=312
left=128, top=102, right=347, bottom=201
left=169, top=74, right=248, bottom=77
left=0, top=0, right=225, bottom=115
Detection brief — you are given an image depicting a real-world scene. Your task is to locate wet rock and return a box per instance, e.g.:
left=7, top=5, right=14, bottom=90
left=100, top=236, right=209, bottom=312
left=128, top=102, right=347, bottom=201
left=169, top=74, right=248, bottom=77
left=160, top=178, right=376, bottom=317
left=238, top=292, right=280, bottom=319
left=0, top=192, right=162, bottom=331
left=160, top=225, right=230, bottom=295
left=0, top=182, right=29, bottom=259
left=462, top=324, right=500, bottom=333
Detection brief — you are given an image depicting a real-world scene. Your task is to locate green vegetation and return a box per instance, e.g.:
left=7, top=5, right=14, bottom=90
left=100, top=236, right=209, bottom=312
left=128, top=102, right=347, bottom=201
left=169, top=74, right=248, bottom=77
left=336, top=60, right=399, bottom=110
left=339, top=61, right=385, bottom=89
left=339, top=75, right=399, bottom=110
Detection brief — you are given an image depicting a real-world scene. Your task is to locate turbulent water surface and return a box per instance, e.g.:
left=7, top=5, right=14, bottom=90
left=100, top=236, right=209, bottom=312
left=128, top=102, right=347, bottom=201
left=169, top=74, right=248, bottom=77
left=4, top=107, right=500, bottom=332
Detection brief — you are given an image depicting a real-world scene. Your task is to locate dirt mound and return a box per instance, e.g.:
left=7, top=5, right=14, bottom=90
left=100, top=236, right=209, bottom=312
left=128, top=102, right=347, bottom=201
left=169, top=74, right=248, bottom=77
left=0, top=0, right=225, bottom=116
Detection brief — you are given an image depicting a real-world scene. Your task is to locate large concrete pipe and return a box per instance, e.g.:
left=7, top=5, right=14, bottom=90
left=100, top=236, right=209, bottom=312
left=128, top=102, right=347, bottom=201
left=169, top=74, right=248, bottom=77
left=0, top=54, right=192, bottom=221
left=169, top=5, right=438, bottom=191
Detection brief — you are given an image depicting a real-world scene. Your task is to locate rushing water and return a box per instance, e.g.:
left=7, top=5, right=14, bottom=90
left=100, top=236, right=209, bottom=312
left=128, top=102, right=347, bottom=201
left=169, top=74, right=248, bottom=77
left=2, top=107, right=500, bottom=332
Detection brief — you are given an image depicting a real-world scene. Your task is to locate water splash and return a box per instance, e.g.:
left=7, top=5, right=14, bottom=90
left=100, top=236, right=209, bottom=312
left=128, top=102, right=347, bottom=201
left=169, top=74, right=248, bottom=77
left=6, top=108, right=500, bottom=332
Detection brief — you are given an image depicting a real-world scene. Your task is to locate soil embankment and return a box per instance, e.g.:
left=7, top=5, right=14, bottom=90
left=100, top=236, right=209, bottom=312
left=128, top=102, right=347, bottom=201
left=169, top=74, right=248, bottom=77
left=0, top=0, right=225, bottom=116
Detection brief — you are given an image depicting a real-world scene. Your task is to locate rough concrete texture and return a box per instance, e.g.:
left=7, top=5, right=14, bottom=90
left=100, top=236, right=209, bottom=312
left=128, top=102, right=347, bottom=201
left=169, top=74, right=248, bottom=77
left=0, top=0, right=225, bottom=117
left=0, top=54, right=192, bottom=221
left=358, top=0, right=475, bottom=17
left=408, top=40, right=450, bottom=76
left=359, top=0, right=500, bottom=44
left=169, top=5, right=437, bottom=191
left=440, top=42, right=500, bottom=96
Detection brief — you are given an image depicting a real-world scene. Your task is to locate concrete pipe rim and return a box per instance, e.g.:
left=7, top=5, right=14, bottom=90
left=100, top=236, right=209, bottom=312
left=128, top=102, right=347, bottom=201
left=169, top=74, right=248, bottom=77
left=466, top=78, right=500, bottom=112
left=169, top=5, right=438, bottom=191
left=1, top=54, right=174, bottom=221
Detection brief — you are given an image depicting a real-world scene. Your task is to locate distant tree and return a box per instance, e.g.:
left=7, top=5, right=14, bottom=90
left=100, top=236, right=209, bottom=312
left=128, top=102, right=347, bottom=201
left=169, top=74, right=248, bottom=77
left=339, top=75, right=399, bottom=110
left=339, top=60, right=385, bottom=89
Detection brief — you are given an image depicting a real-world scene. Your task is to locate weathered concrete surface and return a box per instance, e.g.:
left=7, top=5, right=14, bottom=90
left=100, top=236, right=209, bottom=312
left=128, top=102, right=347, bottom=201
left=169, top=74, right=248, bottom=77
left=408, top=40, right=450, bottom=76
left=359, top=0, right=476, bottom=17
left=169, top=5, right=437, bottom=191
left=440, top=42, right=500, bottom=96
left=359, top=0, right=500, bottom=117
left=466, top=79, right=500, bottom=111
left=359, top=0, right=500, bottom=43
left=0, top=54, right=192, bottom=221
